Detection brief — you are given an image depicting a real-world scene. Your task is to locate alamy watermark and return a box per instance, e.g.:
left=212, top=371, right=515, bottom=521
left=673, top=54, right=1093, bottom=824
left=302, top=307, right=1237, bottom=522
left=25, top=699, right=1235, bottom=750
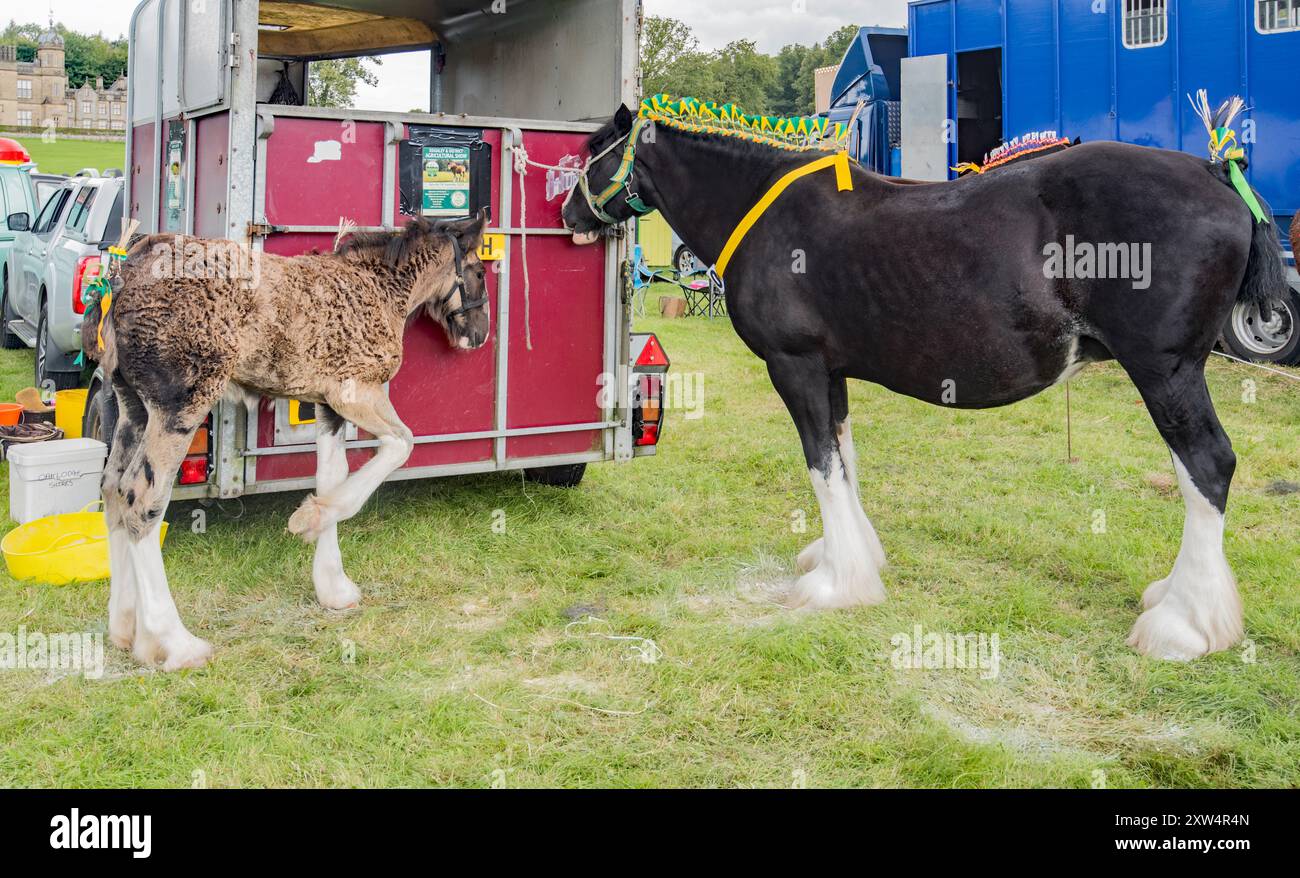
left=0, top=627, right=104, bottom=679
left=891, top=624, right=1001, bottom=679
left=597, top=368, right=705, bottom=420
left=1042, top=236, right=1152, bottom=290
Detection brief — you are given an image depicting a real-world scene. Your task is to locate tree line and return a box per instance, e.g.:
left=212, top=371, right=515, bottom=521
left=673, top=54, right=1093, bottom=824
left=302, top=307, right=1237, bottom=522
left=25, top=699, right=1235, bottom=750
left=640, top=17, right=860, bottom=117
left=2, top=20, right=128, bottom=88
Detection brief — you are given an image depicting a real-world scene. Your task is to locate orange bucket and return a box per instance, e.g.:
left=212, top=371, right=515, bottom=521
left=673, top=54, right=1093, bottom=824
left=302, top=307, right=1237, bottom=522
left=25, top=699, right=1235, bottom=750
left=0, top=403, right=22, bottom=426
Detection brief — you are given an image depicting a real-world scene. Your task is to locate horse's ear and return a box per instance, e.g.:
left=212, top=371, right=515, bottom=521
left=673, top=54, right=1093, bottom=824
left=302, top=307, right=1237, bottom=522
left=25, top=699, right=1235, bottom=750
left=464, top=206, right=488, bottom=251
left=614, top=103, right=633, bottom=133
left=442, top=208, right=487, bottom=253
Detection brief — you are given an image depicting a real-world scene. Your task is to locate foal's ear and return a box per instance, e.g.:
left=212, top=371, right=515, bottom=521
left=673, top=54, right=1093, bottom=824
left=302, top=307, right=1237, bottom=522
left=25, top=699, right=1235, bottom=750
left=614, top=103, right=633, bottom=133
left=443, top=207, right=488, bottom=253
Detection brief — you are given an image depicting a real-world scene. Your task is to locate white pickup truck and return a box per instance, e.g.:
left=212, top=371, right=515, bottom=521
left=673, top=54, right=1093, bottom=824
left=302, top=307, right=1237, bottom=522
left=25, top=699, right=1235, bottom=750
left=1, top=170, right=125, bottom=391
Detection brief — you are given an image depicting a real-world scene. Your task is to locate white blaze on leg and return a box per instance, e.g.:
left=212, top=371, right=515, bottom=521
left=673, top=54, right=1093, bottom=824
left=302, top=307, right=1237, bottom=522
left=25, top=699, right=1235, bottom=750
left=796, top=419, right=886, bottom=574
left=107, top=524, right=137, bottom=649
left=311, top=424, right=361, bottom=609
left=1128, top=453, right=1243, bottom=660
left=788, top=453, right=887, bottom=609
left=836, top=418, right=887, bottom=569
left=125, top=515, right=212, bottom=671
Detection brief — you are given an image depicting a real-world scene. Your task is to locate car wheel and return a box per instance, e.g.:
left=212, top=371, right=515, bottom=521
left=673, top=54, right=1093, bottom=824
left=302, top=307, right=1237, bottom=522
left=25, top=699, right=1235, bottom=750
left=36, top=300, right=81, bottom=391
left=82, top=379, right=112, bottom=447
left=674, top=245, right=698, bottom=276
left=1, top=272, right=22, bottom=350
left=1220, top=286, right=1300, bottom=366
left=522, top=463, right=587, bottom=488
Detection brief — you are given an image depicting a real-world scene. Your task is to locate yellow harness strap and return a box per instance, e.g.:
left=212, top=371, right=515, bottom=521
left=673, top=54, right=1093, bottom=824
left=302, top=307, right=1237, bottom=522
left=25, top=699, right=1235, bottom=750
left=97, top=293, right=112, bottom=352
left=713, top=150, right=853, bottom=279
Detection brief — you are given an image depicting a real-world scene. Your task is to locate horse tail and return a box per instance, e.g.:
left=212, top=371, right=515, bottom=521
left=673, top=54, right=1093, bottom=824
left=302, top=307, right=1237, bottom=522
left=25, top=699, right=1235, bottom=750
left=1232, top=181, right=1287, bottom=309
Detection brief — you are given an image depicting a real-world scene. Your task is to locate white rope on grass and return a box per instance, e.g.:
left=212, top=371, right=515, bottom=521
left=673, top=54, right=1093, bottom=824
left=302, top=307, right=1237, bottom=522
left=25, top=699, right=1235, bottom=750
left=1210, top=349, right=1300, bottom=384
left=564, top=615, right=664, bottom=664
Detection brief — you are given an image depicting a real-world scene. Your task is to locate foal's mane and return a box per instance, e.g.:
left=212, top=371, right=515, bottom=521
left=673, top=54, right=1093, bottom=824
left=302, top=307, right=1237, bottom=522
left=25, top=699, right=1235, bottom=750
left=335, top=217, right=452, bottom=270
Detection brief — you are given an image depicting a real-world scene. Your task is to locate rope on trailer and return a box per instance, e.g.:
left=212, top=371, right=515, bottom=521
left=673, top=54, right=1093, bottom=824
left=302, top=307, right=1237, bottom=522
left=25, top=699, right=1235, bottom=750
left=509, top=143, right=536, bottom=350
left=507, top=142, right=599, bottom=352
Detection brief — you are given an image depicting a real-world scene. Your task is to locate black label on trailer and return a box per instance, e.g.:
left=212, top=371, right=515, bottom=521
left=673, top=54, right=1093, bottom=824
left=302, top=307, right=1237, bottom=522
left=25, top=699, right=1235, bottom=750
left=398, top=126, right=492, bottom=221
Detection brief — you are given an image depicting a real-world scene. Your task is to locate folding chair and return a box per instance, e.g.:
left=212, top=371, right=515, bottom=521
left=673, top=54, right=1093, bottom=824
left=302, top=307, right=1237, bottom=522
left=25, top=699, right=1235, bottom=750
left=680, top=267, right=726, bottom=318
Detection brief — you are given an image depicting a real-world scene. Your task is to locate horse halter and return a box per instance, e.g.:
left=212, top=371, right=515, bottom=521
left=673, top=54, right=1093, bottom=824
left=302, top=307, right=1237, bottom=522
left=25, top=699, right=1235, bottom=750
left=440, top=230, right=488, bottom=320
left=576, top=120, right=654, bottom=224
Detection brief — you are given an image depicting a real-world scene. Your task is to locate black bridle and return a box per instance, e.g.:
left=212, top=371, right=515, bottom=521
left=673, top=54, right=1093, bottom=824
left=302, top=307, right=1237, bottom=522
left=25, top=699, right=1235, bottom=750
left=440, top=231, right=488, bottom=320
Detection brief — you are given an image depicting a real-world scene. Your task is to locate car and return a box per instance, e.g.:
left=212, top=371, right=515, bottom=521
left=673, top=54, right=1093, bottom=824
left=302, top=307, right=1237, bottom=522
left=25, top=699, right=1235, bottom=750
left=5, top=169, right=125, bottom=391
left=1, top=138, right=42, bottom=353
left=31, top=172, right=68, bottom=211
left=670, top=227, right=700, bottom=276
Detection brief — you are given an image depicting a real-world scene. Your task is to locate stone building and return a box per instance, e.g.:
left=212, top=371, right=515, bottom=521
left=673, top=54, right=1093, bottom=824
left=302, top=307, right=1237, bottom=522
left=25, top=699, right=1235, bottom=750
left=0, top=24, right=127, bottom=132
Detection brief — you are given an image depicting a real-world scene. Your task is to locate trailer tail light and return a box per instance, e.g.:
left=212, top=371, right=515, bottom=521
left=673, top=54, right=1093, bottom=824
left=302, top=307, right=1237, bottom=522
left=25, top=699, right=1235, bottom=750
left=72, top=256, right=101, bottom=315
left=178, top=456, right=209, bottom=485
left=633, top=373, right=664, bottom=447
left=636, top=422, right=660, bottom=447
left=629, top=333, right=669, bottom=449
left=187, top=426, right=209, bottom=456
left=176, top=415, right=214, bottom=486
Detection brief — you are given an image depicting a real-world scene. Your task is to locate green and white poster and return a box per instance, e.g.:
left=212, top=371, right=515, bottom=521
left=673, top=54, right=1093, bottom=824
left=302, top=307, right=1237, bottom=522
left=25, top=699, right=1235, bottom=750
left=421, top=145, right=471, bottom=217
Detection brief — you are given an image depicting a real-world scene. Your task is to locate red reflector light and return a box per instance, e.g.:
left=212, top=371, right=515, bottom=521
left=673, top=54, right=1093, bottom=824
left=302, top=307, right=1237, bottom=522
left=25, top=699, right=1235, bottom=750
left=634, top=333, right=668, bottom=368
left=72, top=256, right=100, bottom=316
left=635, top=422, right=659, bottom=447
left=179, top=456, right=208, bottom=485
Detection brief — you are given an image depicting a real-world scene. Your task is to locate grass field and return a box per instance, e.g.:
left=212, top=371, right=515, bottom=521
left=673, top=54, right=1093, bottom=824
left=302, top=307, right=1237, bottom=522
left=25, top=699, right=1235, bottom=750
left=7, top=136, right=126, bottom=176
left=0, top=287, right=1296, bottom=787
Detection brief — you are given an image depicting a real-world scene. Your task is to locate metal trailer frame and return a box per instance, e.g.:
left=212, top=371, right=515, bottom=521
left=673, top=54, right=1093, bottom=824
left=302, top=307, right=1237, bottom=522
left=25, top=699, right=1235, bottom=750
left=121, top=0, right=648, bottom=501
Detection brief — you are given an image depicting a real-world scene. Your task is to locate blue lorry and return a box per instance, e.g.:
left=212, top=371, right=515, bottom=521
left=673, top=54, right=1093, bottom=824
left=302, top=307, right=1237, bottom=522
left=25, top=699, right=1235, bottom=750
left=826, top=1, right=1300, bottom=363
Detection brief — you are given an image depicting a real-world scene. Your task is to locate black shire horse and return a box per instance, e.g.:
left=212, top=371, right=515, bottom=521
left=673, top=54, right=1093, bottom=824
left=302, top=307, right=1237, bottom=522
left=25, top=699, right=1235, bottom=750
left=564, top=103, right=1287, bottom=661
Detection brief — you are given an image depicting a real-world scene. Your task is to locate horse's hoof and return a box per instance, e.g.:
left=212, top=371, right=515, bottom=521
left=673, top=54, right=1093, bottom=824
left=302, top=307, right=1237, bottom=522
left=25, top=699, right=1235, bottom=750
left=1127, top=599, right=1239, bottom=661
left=288, top=495, right=325, bottom=541
left=785, top=564, right=886, bottom=610
left=160, top=635, right=214, bottom=671
left=316, top=576, right=361, bottom=610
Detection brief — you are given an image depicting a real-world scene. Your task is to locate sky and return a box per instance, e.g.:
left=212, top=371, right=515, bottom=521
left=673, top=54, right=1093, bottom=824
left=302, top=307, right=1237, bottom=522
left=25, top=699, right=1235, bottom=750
left=21, top=0, right=906, bottom=111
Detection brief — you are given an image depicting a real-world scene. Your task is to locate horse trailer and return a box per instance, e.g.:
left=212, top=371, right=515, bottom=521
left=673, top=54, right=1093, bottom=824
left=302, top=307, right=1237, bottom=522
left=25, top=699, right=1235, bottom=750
left=100, top=0, right=666, bottom=501
left=826, top=2, right=1299, bottom=363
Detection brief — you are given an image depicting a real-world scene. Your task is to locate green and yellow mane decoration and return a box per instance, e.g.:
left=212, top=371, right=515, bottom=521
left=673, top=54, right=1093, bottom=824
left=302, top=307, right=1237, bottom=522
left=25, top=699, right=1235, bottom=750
left=592, top=95, right=856, bottom=287
left=638, top=94, right=850, bottom=151
left=586, top=93, right=854, bottom=227
left=1189, top=90, right=1268, bottom=225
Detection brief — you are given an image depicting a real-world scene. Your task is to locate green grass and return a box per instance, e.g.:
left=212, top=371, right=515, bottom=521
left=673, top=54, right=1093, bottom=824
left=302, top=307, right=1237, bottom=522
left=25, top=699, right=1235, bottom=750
left=0, top=285, right=1297, bottom=788
left=9, top=136, right=125, bottom=176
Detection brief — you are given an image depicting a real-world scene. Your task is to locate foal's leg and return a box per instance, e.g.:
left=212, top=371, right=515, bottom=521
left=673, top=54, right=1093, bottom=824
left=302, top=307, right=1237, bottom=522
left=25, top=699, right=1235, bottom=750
left=767, top=356, right=886, bottom=608
left=1125, top=361, right=1243, bottom=660
left=288, top=383, right=413, bottom=543
left=797, top=406, right=887, bottom=573
left=102, top=376, right=140, bottom=650
left=307, top=405, right=362, bottom=609
left=106, top=398, right=216, bottom=670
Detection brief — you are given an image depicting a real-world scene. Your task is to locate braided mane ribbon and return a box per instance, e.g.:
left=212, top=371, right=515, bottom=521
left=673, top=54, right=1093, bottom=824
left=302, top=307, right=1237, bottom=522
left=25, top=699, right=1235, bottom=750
left=1189, top=90, right=1268, bottom=224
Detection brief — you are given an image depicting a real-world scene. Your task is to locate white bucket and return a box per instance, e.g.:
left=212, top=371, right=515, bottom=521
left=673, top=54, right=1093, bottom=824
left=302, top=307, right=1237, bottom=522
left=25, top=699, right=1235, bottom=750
left=7, top=438, right=108, bottom=524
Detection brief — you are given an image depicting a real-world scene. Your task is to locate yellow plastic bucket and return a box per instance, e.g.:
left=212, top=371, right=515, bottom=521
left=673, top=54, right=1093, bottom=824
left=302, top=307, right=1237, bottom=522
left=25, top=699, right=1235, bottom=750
left=55, top=389, right=89, bottom=439
left=1, top=502, right=168, bottom=585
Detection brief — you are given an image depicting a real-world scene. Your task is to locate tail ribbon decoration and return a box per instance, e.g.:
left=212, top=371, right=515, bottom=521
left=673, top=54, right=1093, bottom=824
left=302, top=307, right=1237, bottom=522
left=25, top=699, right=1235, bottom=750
left=1189, top=90, right=1268, bottom=224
